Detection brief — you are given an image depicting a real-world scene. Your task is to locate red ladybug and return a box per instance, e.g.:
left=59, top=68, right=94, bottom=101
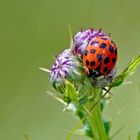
left=83, top=36, right=118, bottom=77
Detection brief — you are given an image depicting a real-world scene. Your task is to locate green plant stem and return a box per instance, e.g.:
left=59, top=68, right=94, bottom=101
left=87, top=88, right=110, bottom=140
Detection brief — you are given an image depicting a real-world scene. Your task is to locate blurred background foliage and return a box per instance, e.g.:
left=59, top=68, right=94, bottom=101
left=0, top=0, right=140, bottom=139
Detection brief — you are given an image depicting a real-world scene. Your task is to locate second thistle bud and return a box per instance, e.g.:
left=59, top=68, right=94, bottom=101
left=50, top=49, right=85, bottom=93
left=72, top=28, right=107, bottom=56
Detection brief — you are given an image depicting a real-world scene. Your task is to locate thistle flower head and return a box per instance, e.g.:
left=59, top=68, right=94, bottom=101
left=50, top=49, right=85, bottom=92
left=72, top=28, right=108, bottom=56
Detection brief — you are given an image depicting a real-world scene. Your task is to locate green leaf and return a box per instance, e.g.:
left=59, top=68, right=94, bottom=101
left=100, top=99, right=105, bottom=111
left=110, top=55, right=140, bottom=87
left=76, top=108, right=85, bottom=119
left=137, top=130, right=140, bottom=140
left=103, top=119, right=111, bottom=135
left=53, top=82, right=66, bottom=94
left=83, top=122, right=94, bottom=138
left=47, top=92, right=67, bottom=105
left=64, top=80, right=78, bottom=102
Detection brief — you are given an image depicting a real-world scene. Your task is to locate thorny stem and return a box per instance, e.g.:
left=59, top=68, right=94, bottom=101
left=87, top=88, right=110, bottom=140
left=89, top=87, right=111, bottom=112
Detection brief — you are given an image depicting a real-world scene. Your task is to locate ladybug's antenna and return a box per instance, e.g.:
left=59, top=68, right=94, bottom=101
left=90, top=27, right=94, bottom=32
left=72, top=35, right=74, bottom=41
left=98, top=28, right=102, bottom=33
left=97, top=28, right=102, bottom=37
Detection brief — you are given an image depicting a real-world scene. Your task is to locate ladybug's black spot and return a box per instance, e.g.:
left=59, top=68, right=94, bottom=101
left=100, top=43, right=107, bottom=48
left=103, top=67, right=108, bottom=73
left=90, top=49, right=96, bottom=54
left=104, top=57, right=110, bottom=64
left=112, top=58, right=116, bottom=63
left=86, top=60, right=89, bottom=66
left=115, top=49, right=117, bottom=55
left=97, top=54, right=102, bottom=61
left=90, top=61, right=95, bottom=66
left=84, top=50, right=88, bottom=56
left=90, top=41, right=99, bottom=46
left=109, top=45, right=114, bottom=53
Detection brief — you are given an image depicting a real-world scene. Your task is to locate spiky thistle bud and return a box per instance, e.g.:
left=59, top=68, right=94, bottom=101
left=50, top=49, right=85, bottom=93
left=72, top=28, right=108, bottom=56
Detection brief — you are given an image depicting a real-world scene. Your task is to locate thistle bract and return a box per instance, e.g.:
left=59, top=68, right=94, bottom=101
left=72, top=28, right=108, bottom=56
left=92, top=68, right=116, bottom=88
left=50, top=49, right=85, bottom=92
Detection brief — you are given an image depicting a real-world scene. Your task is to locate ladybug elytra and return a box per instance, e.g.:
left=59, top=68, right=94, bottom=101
left=83, top=36, right=118, bottom=77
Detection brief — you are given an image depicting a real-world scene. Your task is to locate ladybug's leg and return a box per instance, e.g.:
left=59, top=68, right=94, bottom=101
left=95, top=72, right=102, bottom=78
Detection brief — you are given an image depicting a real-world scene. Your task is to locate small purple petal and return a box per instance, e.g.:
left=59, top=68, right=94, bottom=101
left=50, top=49, right=84, bottom=86
left=62, top=60, right=69, bottom=65
left=72, top=28, right=108, bottom=56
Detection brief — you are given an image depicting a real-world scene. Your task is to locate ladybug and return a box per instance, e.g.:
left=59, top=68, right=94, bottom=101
left=83, top=36, right=118, bottom=77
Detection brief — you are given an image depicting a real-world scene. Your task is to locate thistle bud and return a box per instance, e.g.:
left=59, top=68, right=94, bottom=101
left=50, top=49, right=85, bottom=93
left=72, top=28, right=107, bottom=56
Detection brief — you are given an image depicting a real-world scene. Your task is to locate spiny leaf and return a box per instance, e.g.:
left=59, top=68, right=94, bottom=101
left=47, top=91, right=67, bottom=105
left=65, top=121, right=82, bottom=140
left=110, top=55, right=140, bottom=87
left=65, top=118, right=94, bottom=140
left=103, top=119, right=111, bottom=135
left=100, top=99, right=105, bottom=111
left=65, top=80, right=78, bottom=102
left=39, top=67, right=51, bottom=73
left=76, top=108, right=85, bottom=119
left=83, top=122, right=94, bottom=138
left=66, top=129, right=84, bottom=135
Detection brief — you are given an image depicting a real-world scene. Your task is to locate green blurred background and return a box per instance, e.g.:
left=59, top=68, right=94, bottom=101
left=0, top=0, right=140, bottom=139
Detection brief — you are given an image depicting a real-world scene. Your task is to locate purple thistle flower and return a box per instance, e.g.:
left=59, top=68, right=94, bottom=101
left=72, top=28, right=108, bottom=56
left=50, top=49, right=85, bottom=92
